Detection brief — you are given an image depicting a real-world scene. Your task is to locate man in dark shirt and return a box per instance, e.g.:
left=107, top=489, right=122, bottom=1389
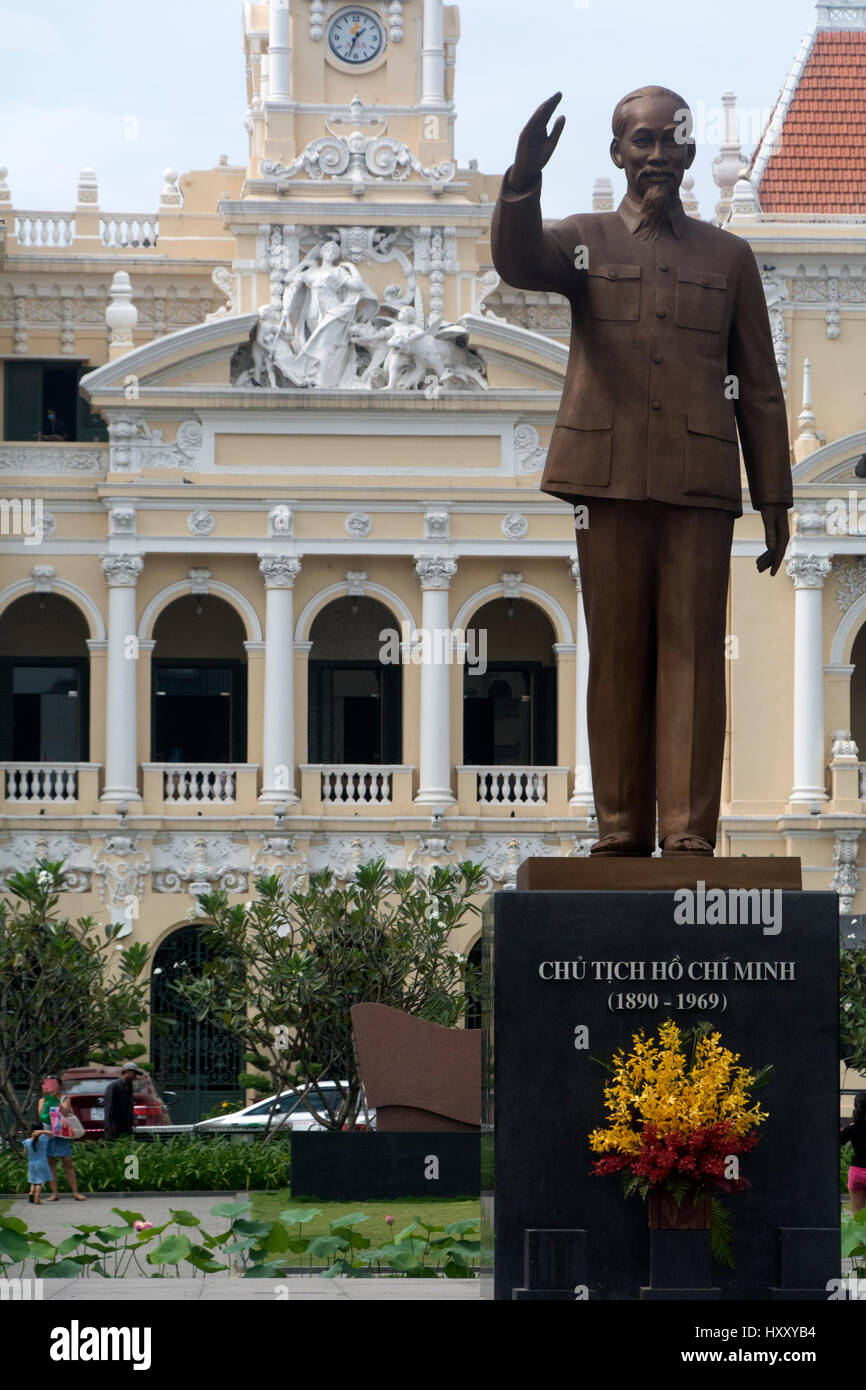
left=103, top=1064, right=141, bottom=1140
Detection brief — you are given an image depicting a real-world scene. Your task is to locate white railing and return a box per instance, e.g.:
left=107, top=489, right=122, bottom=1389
left=2, top=762, right=87, bottom=802
left=160, top=765, right=239, bottom=804
left=100, top=215, right=159, bottom=248
left=474, top=767, right=549, bottom=805
left=320, top=766, right=394, bottom=804
left=14, top=212, right=75, bottom=247
left=11, top=211, right=159, bottom=248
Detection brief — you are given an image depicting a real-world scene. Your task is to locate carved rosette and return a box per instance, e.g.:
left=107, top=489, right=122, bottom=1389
left=786, top=555, right=832, bottom=589
left=502, top=512, right=529, bottom=540
left=101, top=554, right=143, bottom=587
left=415, top=557, right=458, bottom=591
left=259, top=556, right=302, bottom=589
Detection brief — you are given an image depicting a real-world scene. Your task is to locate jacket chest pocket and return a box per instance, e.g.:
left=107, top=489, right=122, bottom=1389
left=586, top=264, right=641, bottom=321
left=675, top=269, right=728, bottom=331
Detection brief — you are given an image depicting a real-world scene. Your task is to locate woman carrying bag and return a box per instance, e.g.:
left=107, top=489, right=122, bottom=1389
left=38, top=1074, right=86, bottom=1202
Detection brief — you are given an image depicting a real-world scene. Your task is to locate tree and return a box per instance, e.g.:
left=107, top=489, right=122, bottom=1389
left=0, top=861, right=151, bottom=1148
left=841, top=933, right=866, bottom=1074
left=172, top=857, right=485, bottom=1136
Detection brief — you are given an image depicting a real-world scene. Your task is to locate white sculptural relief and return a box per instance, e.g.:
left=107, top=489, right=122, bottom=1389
left=233, top=236, right=488, bottom=394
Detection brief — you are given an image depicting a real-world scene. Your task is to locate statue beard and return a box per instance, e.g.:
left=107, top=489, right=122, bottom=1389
left=633, top=176, right=681, bottom=241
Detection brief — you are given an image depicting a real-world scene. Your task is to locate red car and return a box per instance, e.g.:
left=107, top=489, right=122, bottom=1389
left=60, top=1067, right=174, bottom=1138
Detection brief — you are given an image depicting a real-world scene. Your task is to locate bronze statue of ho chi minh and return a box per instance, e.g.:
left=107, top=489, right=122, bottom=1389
left=491, top=87, right=792, bottom=859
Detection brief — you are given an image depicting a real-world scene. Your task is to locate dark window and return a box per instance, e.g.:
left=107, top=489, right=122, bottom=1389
left=0, top=659, right=88, bottom=761
left=2, top=361, right=107, bottom=443
left=463, top=663, right=556, bottom=765
left=152, top=661, right=246, bottom=763
left=308, top=660, right=402, bottom=764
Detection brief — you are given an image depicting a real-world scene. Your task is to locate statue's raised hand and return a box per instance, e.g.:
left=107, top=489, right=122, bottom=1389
left=509, top=93, right=566, bottom=195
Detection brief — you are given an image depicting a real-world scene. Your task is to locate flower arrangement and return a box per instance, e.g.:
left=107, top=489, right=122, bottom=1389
left=588, top=1020, right=772, bottom=1265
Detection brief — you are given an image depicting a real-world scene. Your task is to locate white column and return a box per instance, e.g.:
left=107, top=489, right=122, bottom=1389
left=100, top=554, right=143, bottom=803
left=259, top=556, right=301, bottom=803
left=570, top=557, right=594, bottom=808
left=419, top=0, right=446, bottom=109
left=787, top=554, right=832, bottom=804
left=414, top=556, right=457, bottom=808
left=267, top=0, right=293, bottom=106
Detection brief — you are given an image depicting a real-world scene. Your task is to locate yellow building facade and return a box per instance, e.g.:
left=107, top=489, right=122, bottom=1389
left=1, top=1, right=864, bottom=1108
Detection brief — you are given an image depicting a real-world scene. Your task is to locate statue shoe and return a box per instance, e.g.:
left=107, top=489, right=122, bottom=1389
left=660, top=833, right=714, bottom=857
left=590, top=832, right=653, bottom=857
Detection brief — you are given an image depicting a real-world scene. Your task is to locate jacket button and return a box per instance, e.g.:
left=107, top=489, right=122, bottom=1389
left=653, top=352, right=663, bottom=364
left=700, top=275, right=710, bottom=286
left=651, top=399, right=662, bottom=411
left=608, top=270, right=619, bottom=279
left=656, top=307, right=667, bottom=318
left=658, top=261, right=669, bottom=272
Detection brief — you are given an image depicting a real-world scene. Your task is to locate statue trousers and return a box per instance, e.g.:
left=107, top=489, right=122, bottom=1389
left=575, top=498, right=735, bottom=850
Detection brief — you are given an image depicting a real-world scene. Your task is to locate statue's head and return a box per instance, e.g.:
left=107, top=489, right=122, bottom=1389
left=397, top=306, right=416, bottom=323
left=321, top=240, right=341, bottom=263
left=610, top=87, right=696, bottom=238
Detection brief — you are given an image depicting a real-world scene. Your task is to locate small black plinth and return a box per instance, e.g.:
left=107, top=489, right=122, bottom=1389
left=291, top=1132, right=479, bottom=1200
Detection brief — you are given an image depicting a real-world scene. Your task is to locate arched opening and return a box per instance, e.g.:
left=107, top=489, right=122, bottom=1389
left=150, top=924, right=243, bottom=1125
left=463, top=598, right=557, bottom=765
left=151, top=594, right=247, bottom=764
left=851, top=624, right=866, bottom=757
left=0, top=594, right=90, bottom=787
left=307, top=595, right=402, bottom=764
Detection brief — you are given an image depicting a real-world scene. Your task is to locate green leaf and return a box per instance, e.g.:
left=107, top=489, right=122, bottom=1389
left=394, top=1221, right=420, bottom=1243
left=0, top=1216, right=28, bottom=1234
left=444, top=1219, right=480, bottom=1235
left=307, top=1236, right=348, bottom=1258
left=185, top=1251, right=229, bottom=1273
left=168, top=1209, right=201, bottom=1227
left=329, top=1212, right=368, bottom=1230
left=710, top=1196, right=735, bottom=1270
left=242, top=1263, right=289, bottom=1278
left=56, top=1235, right=84, bottom=1256
left=262, top=1222, right=291, bottom=1254
left=233, top=1219, right=274, bottom=1237
left=279, top=1208, right=322, bottom=1226
left=387, top=1250, right=423, bottom=1273
left=95, top=1226, right=136, bottom=1243
left=38, top=1259, right=88, bottom=1278
left=0, top=1229, right=29, bottom=1261
left=27, top=1241, right=55, bottom=1259
left=209, top=1200, right=252, bottom=1219
left=111, top=1208, right=144, bottom=1225
left=147, top=1233, right=191, bottom=1266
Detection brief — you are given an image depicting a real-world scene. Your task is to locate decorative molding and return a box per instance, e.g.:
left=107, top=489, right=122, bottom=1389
left=786, top=554, right=831, bottom=590
left=250, top=835, right=309, bottom=893
left=260, top=112, right=457, bottom=189
left=513, top=423, right=547, bottom=474
left=107, top=504, right=137, bottom=536
left=268, top=504, right=294, bottom=538
left=424, top=509, right=449, bottom=539
left=795, top=499, right=828, bottom=536
left=93, top=835, right=151, bottom=936
left=501, top=512, right=529, bottom=540
left=346, top=510, right=373, bottom=538
left=0, top=833, right=91, bottom=892
left=152, top=834, right=247, bottom=898
left=832, top=830, right=861, bottom=914
left=105, top=413, right=203, bottom=474
left=0, top=446, right=105, bottom=475
left=187, top=508, right=215, bottom=537
left=835, top=557, right=866, bottom=612
left=345, top=570, right=368, bottom=597
left=31, top=565, right=55, bottom=593
left=415, top=556, right=458, bottom=591
left=761, top=270, right=790, bottom=394
left=259, top=555, right=302, bottom=589
left=188, top=567, right=212, bottom=595
left=100, top=553, right=143, bottom=588
left=501, top=572, right=523, bottom=599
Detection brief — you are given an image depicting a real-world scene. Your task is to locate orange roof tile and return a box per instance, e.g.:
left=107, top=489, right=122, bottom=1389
left=753, top=31, right=866, bottom=213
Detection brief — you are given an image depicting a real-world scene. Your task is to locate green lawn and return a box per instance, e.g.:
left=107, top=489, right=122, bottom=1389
left=250, top=1192, right=481, bottom=1264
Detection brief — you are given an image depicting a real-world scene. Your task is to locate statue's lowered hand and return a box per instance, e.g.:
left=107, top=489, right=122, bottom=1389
left=508, top=92, right=566, bottom=195
left=756, top=505, right=790, bottom=577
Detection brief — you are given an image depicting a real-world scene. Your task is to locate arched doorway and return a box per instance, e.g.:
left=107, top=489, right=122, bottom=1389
left=151, top=594, right=247, bottom=766
left=151, top=925, right=243, bottom=1124
left=307, top=595, right=402, bottom=764
left=0, top=593, right=90, bottom=797
left=851, top=624, right=866, bottom=758
left=463, top=598, right=557, bottom=766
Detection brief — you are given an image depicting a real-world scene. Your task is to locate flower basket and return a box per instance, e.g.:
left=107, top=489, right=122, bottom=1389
left=648, top=1183, right=712, bottom=1231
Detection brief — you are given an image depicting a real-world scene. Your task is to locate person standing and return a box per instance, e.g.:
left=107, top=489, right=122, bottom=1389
left=23, top=1122, right=53, bottom=1204
left=38, top=1075, right=85, bottom=1201
left=103, top=1063, right=141, bottom=1140
left=841, top=1091, right=866, bottom=1215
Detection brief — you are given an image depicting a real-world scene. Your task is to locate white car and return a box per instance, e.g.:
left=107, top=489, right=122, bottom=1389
left=195, top=1082, right=374, bottom=1134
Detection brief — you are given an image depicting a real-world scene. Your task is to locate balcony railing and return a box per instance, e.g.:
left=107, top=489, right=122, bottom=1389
left=1, top=762, right=98, bottom=803
left=320, top=766, right=394, bottom=804
left=12, top=211, right=159, bottom=249
left=159, top=765, right=240, bottom=804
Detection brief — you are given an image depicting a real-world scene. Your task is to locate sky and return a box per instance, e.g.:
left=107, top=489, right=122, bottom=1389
left=0, top=0, right=820, bottom=220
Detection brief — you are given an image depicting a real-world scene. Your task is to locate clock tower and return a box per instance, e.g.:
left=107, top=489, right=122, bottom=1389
left=226, top=2, right=497, bottom=336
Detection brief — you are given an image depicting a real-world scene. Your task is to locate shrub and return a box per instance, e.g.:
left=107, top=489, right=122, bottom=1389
left=0, top=1136, right=290, bottom=1194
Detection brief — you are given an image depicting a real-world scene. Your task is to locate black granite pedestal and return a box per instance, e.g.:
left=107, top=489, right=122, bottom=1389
left=481, top=887, right=840, bottom=1301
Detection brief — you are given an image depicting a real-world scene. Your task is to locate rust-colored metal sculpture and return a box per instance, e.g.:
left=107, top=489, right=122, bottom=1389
left=351, top=1002, right=480, bottom=1132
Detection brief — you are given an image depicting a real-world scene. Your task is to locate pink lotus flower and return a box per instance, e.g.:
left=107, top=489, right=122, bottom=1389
left=133, top=1220, right=153, bottom=1232
left=385, top=1214, right=394, bottom=1226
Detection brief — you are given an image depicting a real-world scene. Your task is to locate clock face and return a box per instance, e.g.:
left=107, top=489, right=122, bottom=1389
left=327, top=8, right=386, bottom=65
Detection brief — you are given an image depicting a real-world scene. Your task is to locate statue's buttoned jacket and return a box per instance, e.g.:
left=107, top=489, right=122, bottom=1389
left=491, top=175, right=793, bottom=517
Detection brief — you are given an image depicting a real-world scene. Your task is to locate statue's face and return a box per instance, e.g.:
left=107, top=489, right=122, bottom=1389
left=610, top=95, right=696, bottom=201
left=322, top=242, right=340, bottom=263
